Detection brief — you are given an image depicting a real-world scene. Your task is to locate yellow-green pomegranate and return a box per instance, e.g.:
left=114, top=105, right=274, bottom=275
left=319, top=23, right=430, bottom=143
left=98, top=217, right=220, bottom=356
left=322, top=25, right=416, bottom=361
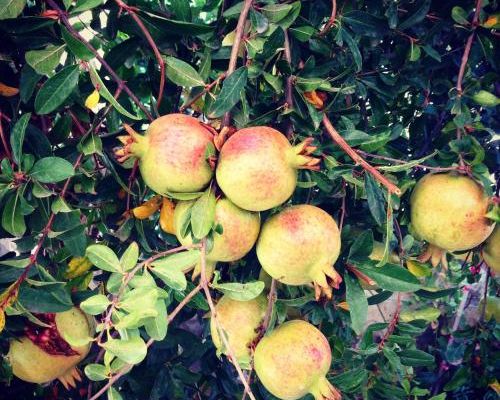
left=119, top=114, right=215, bottom=194
left=483, top=226, right=500, bottom=273
left=174, top=198, right=260, bottom=278
left=216, top=126, right=319, bottom=211
left=254, top=320, right=341, bottom=400
left=7, top=307, right=93, bottom=388
left=410, top=173, right=495, bottom=267
left=256, top=205, right=341, bottom=299
left=210, top=295, right=266, bottom=366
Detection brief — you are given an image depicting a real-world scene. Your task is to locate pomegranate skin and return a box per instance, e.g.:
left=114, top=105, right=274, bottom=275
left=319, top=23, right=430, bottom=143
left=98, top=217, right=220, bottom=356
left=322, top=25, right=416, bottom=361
left=130, top=114, right=215, bottom=194
left=483, top=226, right=500, bottom=273
left=210, top=295, right=266, bottom=366
left=8, top=307, right=92, bottom=385
left=254, top=320, right=340, bottom=400
left=174, top=198, right=260, bottom=277
left=256, top=205, right=341, bottom=298
left=216, top=127, right=318, bottom=211
left=410, top=173, right=494, bottom=251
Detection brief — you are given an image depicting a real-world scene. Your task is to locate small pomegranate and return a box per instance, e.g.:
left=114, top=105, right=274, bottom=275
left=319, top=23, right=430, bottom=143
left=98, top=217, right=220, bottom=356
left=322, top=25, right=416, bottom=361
left=256, top=205, right=341, bottom=299
left=174, top=198, right=260, bottom=278
left=410, top=173, right=495, bottom=267
left=216, top=126, right=320, bottom=211
left=483, top=226, right=500, bottom=273
left=7, top=307, right=93, bottom=388
left=254, top=320, right=341, bottom=400
left=118, top=114, right=215, bottom=194
left=210, top=294, right=266, bottom=366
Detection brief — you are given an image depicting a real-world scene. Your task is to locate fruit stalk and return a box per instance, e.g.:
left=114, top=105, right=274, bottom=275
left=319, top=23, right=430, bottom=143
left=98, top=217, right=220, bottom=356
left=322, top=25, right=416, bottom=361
left=322, top=114, right=401, bottom=195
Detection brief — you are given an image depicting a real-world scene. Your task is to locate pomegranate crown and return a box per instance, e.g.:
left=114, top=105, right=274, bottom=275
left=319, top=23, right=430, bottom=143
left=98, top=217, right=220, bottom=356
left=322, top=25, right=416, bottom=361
left=115, top=124, right=147, bottom=163
left=290, top=137, right=321, bottom=170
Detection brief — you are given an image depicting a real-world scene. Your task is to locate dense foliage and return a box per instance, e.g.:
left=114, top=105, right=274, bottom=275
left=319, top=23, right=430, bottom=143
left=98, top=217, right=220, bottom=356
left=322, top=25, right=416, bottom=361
left=0, top=0, right=499, bottom=399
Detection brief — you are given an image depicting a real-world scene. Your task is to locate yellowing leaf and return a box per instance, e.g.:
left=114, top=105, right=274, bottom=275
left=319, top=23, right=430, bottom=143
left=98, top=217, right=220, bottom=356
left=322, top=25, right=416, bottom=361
left=132, top=196, right=162, bottom=219
left=0, top=311, right=5, bottom=333
left=483, top=14, right=500, bottom=28
left=406, top=259, right=432, bottom=278
left=337, top=301, right=350, bottom=311
left=85, top=89, right=100, bottom=110
left=0, top=82, right=19, bottom=97
left=66, top=256, right=94, bottom=279
left=159, top=198, right=176, bottom=234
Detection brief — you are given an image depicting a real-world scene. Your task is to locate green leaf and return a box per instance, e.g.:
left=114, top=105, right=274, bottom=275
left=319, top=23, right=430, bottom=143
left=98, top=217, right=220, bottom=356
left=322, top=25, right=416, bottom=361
left=79, top=134, right=103, bottom=155
left=260, top=3, right=293, bottom=23
left=120, top=241, right=139, bottom=272
left=451, top=6, right=469, bottom=25
left=400, top=307, right=441, bottom=322
left=398, top=0, right=431, bottom=30
left=354, top=262, right=421, bottom=292
left=348, top=230, right=374, bottom=261
left=84, top=364, right=108, bottom=381
left=71, top=0, right=103, bottom=13
left=342, top=29, right=362, bottom=72
left=364, top=174, right=386, bottom=226
left=10, top=113, right=31, bottom=166
left=61, top=26, right=94, bottom=60
left=86, top=244, right=122, bottom=273
left=0, top=0, right=26, bottom=19
left=289, top=25, right=315, bottom=42
left=34, top=65, right=80, bottom=114
left=150, top=263, right=187, bottom=291
left=107, top=386, right=123, bottom=400
left=19, top=64, right=41, bottom=103
left=144, top=300, right=168, bottom=341
left=398, top=349, right=435, bottom=367
left=212, top=274, right=265, bottom=301
left=408, top=43, right=421, bottom=62
left=377, top=151, right=438, bottom=172
left=30, top=157, right=75, bottom=183
left=80, top=294, right=111, bottom=315
left=343, top=11, right=388, bottom=37
left=208, top=67, right=248, bottom=118
left=345, top=274, right=368, bottom=335
left=102, top=336, right=147, bottom=365
left=169, top=0, right=191, bottom=21
left=88, top=65, right=141, bottom=120
left=1, top=190, right=26, bottom=236
left=190, top=187, right=216, bottom=239
left=151, top=250, right=200, bottom=271
left=165, top=56, right=205, bottom=87
left=25, top=45, right=66, bottom=76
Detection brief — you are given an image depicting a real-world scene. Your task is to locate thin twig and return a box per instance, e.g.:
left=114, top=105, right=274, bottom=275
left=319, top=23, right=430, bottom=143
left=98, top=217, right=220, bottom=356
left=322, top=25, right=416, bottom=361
left=283, top=30, right=294, bottom=138
left=377, top=292, right=401, bottom=351
left=356, top=150, right=459, bottom=172
left=46, top=0, right=153, bottom=121
left=222, top=0, right=253, bottom=127
left=318, top=0, right=337, bottom=36
left=179, top=73, right=227, bottom=112
left=200, top=239, right=257, bottom=400
left=114, top=0, right=165, bottom=112
left=322, top=114, right=402, bottom=195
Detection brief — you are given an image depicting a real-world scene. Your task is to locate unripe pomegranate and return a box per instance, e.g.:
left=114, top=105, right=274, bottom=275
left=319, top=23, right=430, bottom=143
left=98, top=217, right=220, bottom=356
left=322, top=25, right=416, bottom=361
left=216, top=127, right=319, bottom=211
left=118, top=114, right=215, bottom=194
left=7, top=307, right=93, bottom=388
left=174, top=198, right=260, bottom=278
left=254, top=320, right=341, bottom=400
left=256, top=205, right=341, bottom=299
left=410, top=173, right=495, bottom=267
left=210, top=295, right=266, bottom=366
left=483, top=226, right=500, bottom=273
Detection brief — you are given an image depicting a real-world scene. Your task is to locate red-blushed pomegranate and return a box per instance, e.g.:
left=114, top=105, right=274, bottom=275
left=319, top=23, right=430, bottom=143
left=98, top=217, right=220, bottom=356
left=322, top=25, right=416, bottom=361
left=174, top=198, right=260, bottom=278
left=483, top=226, right=500, bottom=273
left=254, top=320, right=341, bottom=400
left=118, top=114, right=215, bottom=194
left=256, top=205, right=341, bottom=299
left=410, top=173, right=495, bottom=267
left=7, top=307, right=93, bottom=388
left=210, top=294, right=266, bottom=367
left=216, top=126, right=319, bottom=211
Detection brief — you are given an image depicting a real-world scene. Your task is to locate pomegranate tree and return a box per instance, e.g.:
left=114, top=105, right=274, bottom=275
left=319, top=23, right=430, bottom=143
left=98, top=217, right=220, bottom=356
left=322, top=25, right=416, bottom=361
left=410, top=173, right=495, bottom=267
left=216, top=126, right=319, bottom=211
left=254, top=320, right=341, bottom=400
left=7, top=307, right=93, bottom=388
left=256, top=205, right=341, bottom=299
left=174, top=198, right=260, bottom=278
left=117, top=113, right=215, bottom=194
left=210, top=295, right=266, bottom=366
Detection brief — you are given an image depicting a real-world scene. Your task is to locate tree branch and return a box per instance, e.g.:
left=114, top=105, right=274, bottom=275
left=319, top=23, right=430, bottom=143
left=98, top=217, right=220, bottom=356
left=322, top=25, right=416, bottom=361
left=46, top=0, right=153, bottom=121
left=114, top=0, right=165, bottom=112
left=318, top=0, right=337, bottom=36
left=322, top=114, right=402, bottom=195
left=222, top=0, right=253, bottom=127
left=179, top=73, right=226, bottom=112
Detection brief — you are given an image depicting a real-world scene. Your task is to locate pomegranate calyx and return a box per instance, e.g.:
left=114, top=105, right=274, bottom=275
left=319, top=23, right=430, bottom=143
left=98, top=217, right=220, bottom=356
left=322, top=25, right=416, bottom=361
left=310, top=377, right=342, bottom=400
left=115, top=124, right=147, bottom=162
left=290, top=138, right=321, bottom=170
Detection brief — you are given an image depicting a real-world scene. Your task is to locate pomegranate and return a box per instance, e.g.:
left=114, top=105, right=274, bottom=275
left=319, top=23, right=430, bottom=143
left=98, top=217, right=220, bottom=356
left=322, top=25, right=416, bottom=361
left=216, top=126, right=319, bottom=211
left=174, top=198, right=260, bottom=278
left=210, top=294, right=266, bottom=366
left=483, top=226, right=500, bottom=273
left=254, top=320, right=341, bottom=400
left=256, top=205, right=341, bottom=299
left=410, top=173, right=495, bottom=267
left=7, top=307, right=93, bottom=388
left=118, top=114, right=215, bottom=194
